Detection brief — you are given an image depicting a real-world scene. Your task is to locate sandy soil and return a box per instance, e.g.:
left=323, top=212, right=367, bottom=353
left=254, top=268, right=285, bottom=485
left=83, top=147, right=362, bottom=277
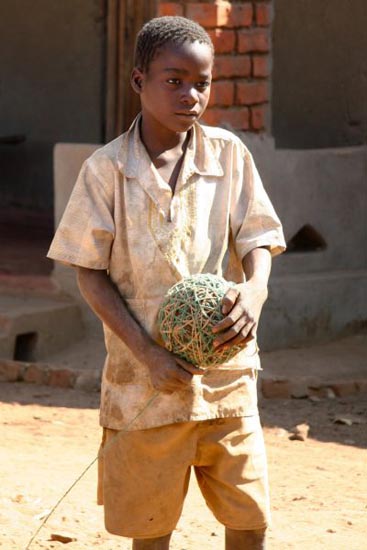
left=1, top=382, right=366, bottom=550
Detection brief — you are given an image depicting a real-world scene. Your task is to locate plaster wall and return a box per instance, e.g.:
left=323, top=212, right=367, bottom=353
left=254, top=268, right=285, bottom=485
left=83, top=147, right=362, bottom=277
left=243, top=135, right=367, bottom=275
left=52, top=143, right=101, bottom=338
left=52, top=139, right=367, bottom=350
left=243, top=133, right=367, bottom=349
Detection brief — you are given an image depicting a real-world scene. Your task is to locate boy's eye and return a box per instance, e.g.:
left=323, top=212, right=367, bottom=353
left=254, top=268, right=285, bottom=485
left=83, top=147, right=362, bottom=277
left=167, top=78, right=181, bottom=85
left=196, top=81, right=211, bottom=90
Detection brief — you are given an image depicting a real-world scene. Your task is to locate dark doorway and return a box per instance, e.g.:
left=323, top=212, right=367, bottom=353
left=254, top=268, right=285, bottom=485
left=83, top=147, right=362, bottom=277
left=0, top=0, right=106, bottom=275
left=14, top=332, right=38, bottom=361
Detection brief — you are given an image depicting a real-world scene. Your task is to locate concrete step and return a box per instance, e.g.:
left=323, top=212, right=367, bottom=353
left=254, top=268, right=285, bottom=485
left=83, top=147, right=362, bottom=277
left=259, top=332, right=367, bottom=399
left=0, top=292, right=84, bottom=361
left=1, top=331, right=366, bottom=400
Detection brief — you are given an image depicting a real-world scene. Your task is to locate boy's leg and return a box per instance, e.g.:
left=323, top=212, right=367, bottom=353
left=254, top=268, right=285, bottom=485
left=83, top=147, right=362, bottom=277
left=194, top=416, right=270, bottom=545
left=225, top=527, right=266, bottom=550
left=132, top=526, right=266, bottom=549
left=132, top=533, right=172, bottom=550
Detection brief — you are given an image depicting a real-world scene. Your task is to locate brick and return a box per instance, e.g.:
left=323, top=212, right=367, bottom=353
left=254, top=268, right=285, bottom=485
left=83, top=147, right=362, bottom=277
left=48, top=368, right=76, bottom=389
left=236, top=80, right=268, bottom=105
left=226, top=3, right=253, bottom=28
left=261, top=378, right=291, bottom=399
left=23, top=363, right=49, bottom=385
left=238, top=28, right=270, bottom=53
left=250, top=104, right=267, bottom=130
left=308, top=386, right=336, bottom=399
left=158, top=2, right=184, bottom=17
left=202, top=107, right=249, bottom=130
left=355, top=379, right=367, bottom=394
left=329, top=380, right=358, bottom=397
left=289, top=380, right=309, bottom=399
left=0, top=360, right=22, bottom=382
left=75, top=371, right=101, bottom=392
left=214, top=55, right=251, bottom=79
left=186, top=2, right=232, bottom=27
left=252, top=55, right=270, bottom=77
left=209, top=80, right=235, bottom=106
left=208, top=29, right=236, bottom=54
left=255, top=2, right=272, bottom=26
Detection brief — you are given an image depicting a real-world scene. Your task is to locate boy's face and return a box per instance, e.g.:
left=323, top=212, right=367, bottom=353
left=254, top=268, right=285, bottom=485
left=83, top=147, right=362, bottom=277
left=132, top=40, right=213, bottom=137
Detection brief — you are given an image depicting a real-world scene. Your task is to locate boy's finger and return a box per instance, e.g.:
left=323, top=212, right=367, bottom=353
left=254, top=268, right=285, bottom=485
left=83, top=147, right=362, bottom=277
left=221, top=287, right=240, bottom=315
left=213, top=316, right=250, bottom=347
left=215, top=325, right=255, bottom=351
left=176, top=358, right=205, bottom=375
left=212, top=302, right=244, bottom=333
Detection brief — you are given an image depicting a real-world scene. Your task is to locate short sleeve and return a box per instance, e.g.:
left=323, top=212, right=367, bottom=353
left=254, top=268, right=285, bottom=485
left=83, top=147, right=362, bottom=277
left=230, top=143, right=286, bottom=260
left=47, top=155, right=115, bottom=270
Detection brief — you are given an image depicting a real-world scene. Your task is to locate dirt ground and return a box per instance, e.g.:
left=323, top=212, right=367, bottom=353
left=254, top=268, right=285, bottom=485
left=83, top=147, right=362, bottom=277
left=1, top=382, right=366, bottom=550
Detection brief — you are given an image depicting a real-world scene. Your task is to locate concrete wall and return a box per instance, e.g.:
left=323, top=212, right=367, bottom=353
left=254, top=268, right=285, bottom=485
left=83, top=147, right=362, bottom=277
left=52, top=139, right=367, bottom=350
left=243, top=133, right=367, bottom=349
left=52, top=143, right=101, bottom=338
left=0, top=0, right=105, bottom=210
left=272, top=0, right=367, bottom=149
left=243, top=136, right=367, bottom=275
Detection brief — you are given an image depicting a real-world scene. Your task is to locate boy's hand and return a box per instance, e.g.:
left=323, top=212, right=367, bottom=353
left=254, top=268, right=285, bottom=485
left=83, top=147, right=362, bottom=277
left=143, top=345, right=204, bottom=394
left=76, top=267, right=203, bottom=394
left=211, top=281, right=268, bottom=351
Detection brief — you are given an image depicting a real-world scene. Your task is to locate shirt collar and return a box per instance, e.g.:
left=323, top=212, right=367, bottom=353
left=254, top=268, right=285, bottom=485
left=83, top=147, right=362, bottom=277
left=117, top=113, right=224, bottom=180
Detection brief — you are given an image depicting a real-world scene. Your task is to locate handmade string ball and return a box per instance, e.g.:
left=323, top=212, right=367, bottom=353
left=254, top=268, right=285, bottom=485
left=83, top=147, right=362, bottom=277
left=158, top=273, right=244, bottom=367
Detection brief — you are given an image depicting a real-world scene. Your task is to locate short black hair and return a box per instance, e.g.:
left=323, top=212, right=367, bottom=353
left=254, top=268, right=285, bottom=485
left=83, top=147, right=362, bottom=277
left=134, top=16, right=214, bottom=72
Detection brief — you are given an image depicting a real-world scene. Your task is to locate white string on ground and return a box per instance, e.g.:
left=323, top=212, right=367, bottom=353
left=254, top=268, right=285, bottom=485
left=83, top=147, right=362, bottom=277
left=24, top=391, right=159, bottom=550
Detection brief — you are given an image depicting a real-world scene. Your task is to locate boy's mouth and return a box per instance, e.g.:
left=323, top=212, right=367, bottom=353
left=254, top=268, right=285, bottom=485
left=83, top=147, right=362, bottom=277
left=175, top=111, right=199, bottom=118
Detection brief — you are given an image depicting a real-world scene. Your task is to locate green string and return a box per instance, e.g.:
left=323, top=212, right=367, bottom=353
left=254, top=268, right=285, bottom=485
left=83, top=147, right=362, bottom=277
left=158, top=274, right=243, bottom=367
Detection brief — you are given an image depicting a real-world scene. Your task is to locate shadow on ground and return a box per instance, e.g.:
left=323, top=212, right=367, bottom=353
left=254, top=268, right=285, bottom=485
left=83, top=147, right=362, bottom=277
left=259, top=393, right=367, bottom=450
left=0, top=381, right=366, bottom=449
left=0, top=382, right=100, bottom=410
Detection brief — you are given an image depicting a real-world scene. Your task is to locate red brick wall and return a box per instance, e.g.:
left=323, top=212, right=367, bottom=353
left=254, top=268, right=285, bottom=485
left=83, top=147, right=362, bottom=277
left=157, top=1, right=272, bottom=132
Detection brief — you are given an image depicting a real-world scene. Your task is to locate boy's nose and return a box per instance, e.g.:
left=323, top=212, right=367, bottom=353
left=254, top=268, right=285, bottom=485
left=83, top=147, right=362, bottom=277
left=180, top=86, right=199, bottom=105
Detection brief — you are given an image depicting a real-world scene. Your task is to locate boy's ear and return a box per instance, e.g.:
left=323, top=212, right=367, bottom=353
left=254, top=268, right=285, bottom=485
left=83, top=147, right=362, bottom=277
left=131, top=68, right=144, bottom=94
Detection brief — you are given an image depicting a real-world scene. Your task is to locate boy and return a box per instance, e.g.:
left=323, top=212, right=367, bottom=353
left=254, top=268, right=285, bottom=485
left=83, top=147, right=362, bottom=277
left=48, top=16, right=285, bottom=550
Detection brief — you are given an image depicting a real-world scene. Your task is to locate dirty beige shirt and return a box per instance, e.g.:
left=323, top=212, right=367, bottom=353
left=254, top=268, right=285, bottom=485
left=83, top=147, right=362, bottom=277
left=48, top=116, right=286, bottom=431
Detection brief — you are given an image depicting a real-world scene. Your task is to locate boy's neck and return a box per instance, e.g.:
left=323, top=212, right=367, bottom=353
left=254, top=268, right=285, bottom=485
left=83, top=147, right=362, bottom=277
left=139, top=116, right=189, bottom=159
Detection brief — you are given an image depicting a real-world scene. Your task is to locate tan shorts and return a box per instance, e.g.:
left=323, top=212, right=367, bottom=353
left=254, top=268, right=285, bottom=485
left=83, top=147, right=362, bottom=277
left=97, top=416, right=270, bottom=539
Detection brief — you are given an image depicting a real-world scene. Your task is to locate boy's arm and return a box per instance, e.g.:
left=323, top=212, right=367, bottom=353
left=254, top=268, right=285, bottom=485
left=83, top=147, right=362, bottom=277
left=212, top=247, right=271, bottom=350
left=76, top=267, right=203, bottom=392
